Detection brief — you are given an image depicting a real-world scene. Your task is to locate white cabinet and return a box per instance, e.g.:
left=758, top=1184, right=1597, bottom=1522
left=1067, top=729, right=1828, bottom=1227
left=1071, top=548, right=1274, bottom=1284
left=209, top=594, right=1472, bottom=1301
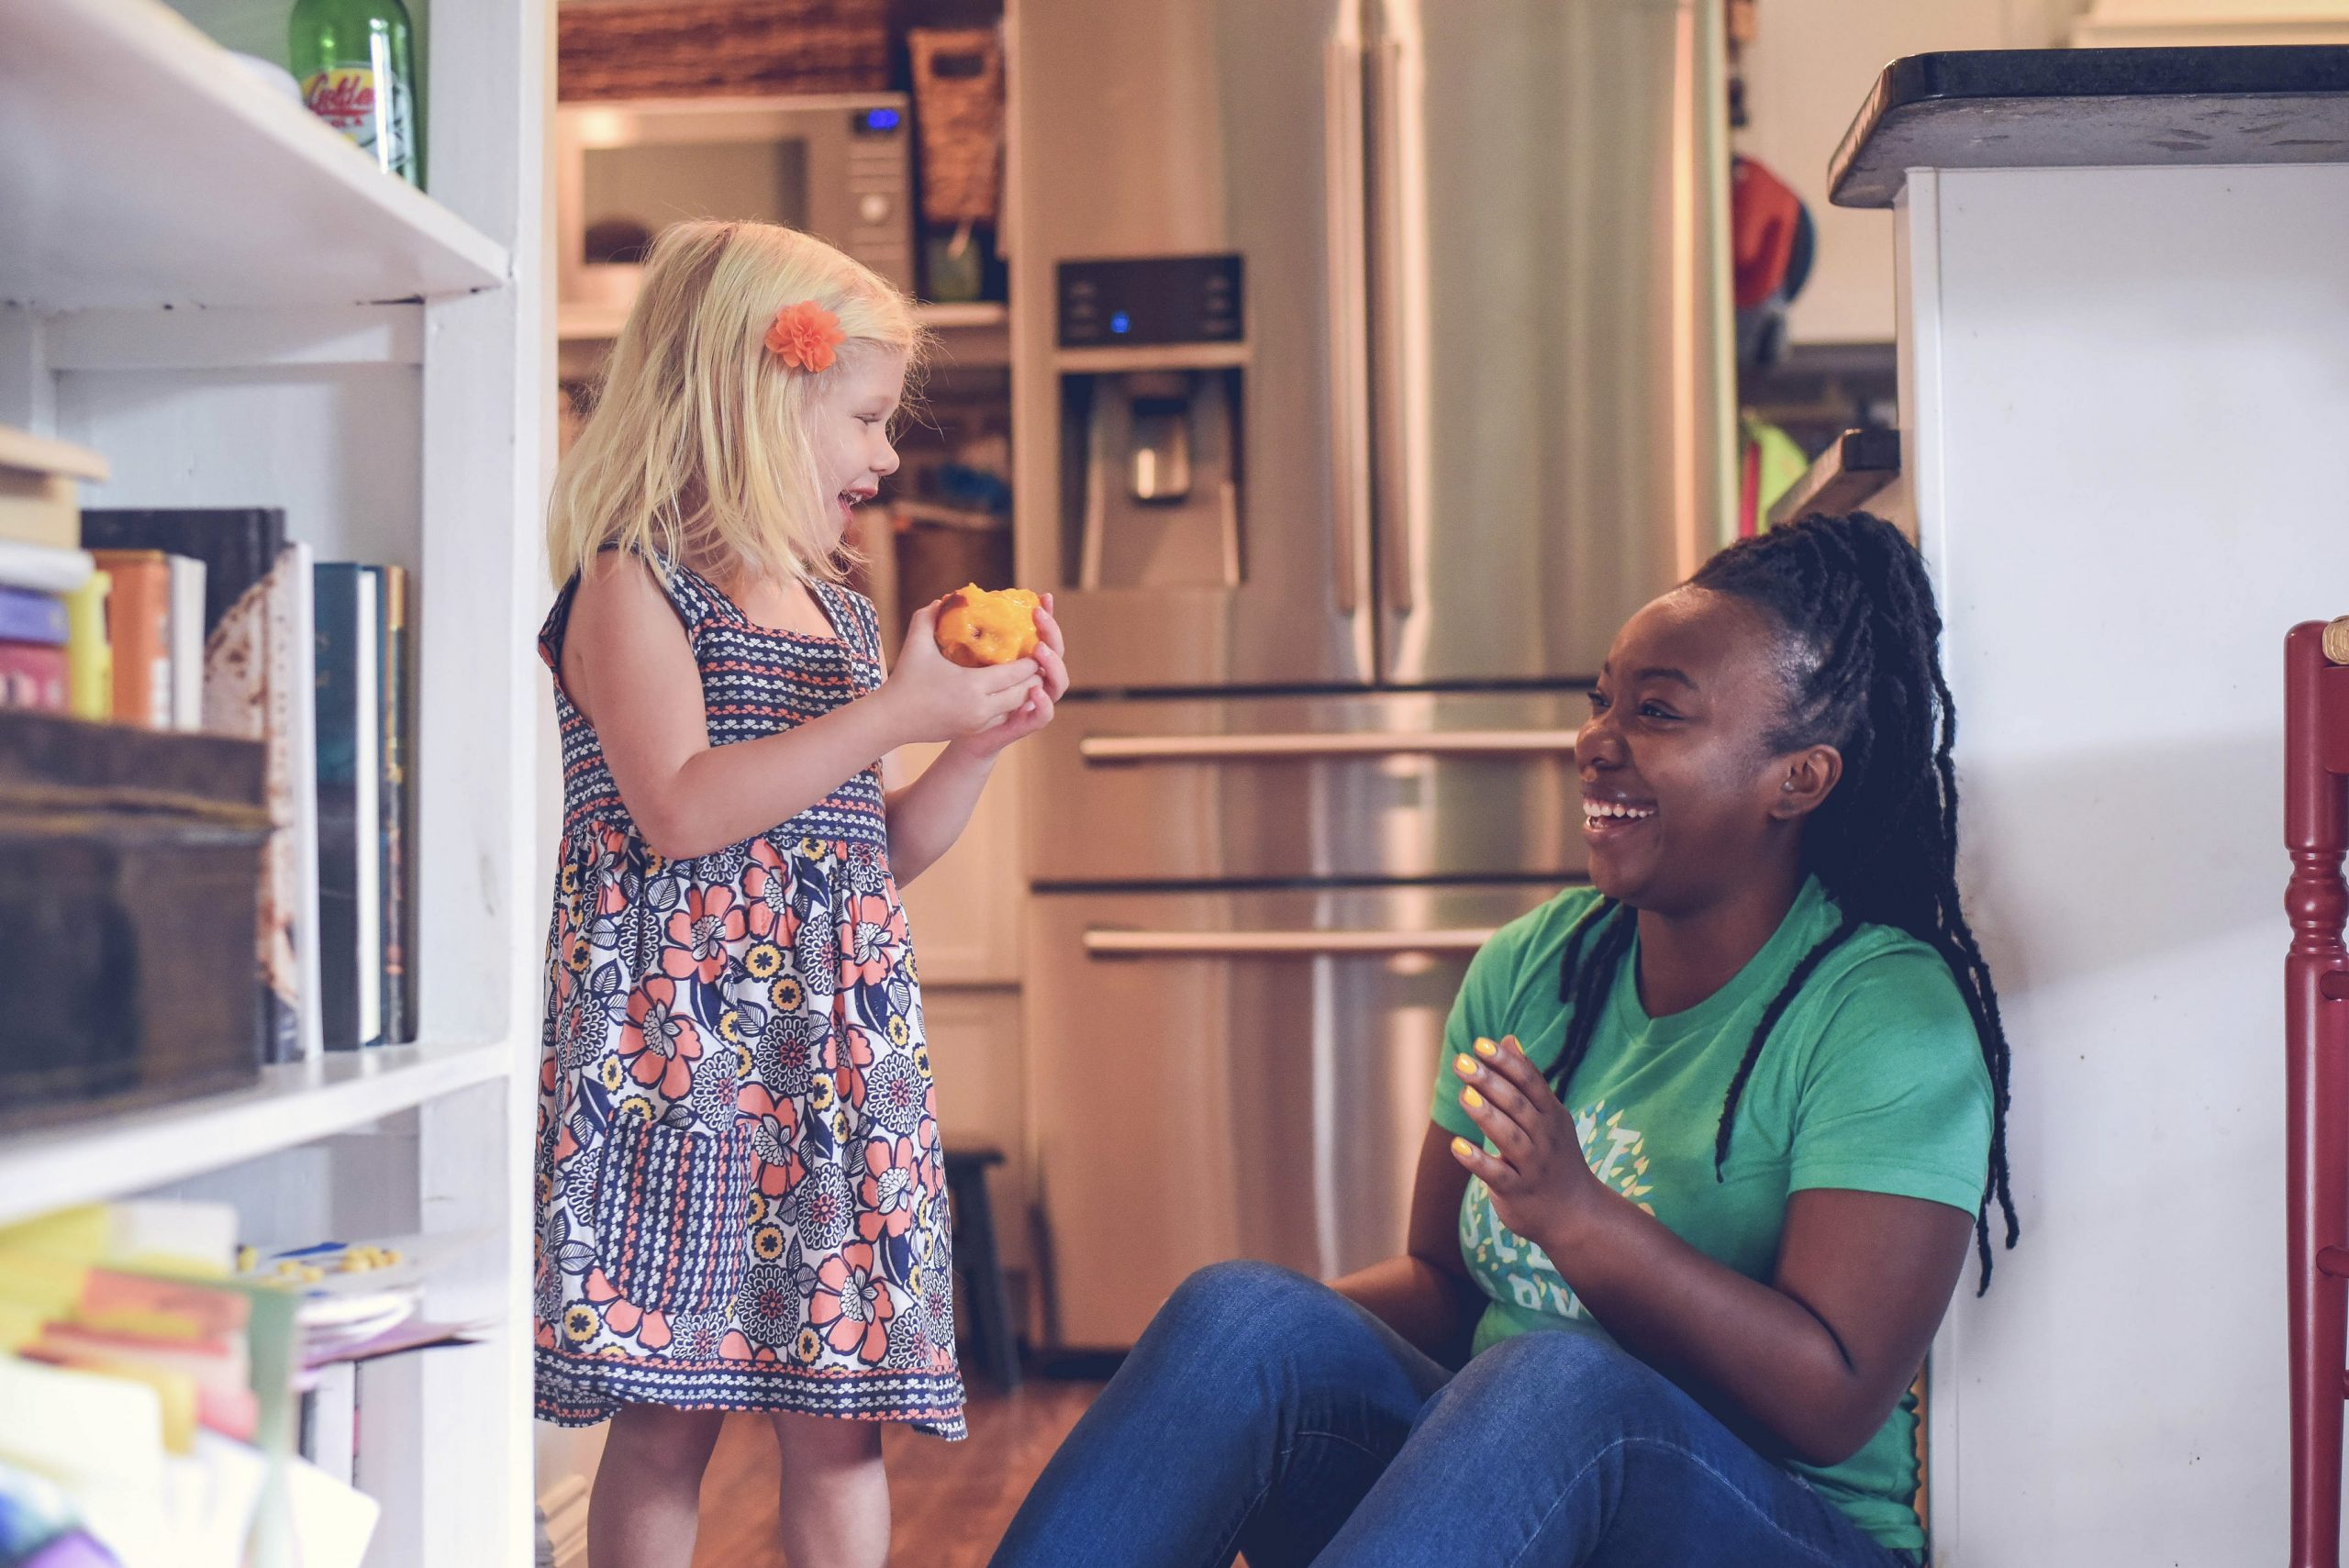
left=1855, top=65, right=2349, bottom=1563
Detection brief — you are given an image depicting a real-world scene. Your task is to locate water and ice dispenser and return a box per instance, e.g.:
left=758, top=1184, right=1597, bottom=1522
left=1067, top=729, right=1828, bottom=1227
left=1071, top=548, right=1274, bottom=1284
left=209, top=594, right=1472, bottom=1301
left=1055, top=255, right=1247, bottom=592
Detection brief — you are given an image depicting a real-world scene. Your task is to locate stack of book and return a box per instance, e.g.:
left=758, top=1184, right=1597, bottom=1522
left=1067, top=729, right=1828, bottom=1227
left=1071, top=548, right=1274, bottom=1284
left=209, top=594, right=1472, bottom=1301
left=0, top=428, right=111, bottom=721
left=0, top=419, right=423, bottom=1064
left=0, top=1203, right=380, bottom=1568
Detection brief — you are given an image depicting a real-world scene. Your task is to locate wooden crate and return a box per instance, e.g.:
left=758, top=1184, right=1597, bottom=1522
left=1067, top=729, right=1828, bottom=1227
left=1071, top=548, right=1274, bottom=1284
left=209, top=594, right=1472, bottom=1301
left=0, top=712, right=269, bottom=1132
left=558, top=0, right=888, bottom=101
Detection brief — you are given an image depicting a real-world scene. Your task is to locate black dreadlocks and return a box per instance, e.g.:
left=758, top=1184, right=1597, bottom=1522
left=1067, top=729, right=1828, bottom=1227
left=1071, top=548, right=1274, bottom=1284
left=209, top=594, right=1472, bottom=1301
left=1547, top=511, right=2019, bottom=1292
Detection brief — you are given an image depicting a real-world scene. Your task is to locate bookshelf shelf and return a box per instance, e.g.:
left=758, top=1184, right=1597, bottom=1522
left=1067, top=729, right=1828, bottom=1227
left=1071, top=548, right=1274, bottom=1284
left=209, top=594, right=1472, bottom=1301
left=0, top=1039, right=518, bottom=1229
left=0, top=0, right=507, bottom=312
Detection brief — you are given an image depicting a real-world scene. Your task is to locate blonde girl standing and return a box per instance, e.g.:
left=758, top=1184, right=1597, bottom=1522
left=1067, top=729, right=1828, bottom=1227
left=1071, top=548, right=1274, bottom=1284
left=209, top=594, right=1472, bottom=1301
left=533, top=220, right=1067, bottom=1568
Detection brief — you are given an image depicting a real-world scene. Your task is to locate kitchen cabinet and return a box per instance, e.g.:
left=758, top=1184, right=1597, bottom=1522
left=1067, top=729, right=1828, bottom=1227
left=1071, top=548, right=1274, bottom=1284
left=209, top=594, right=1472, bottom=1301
left=1837, top=45, right=2349, bottom=1565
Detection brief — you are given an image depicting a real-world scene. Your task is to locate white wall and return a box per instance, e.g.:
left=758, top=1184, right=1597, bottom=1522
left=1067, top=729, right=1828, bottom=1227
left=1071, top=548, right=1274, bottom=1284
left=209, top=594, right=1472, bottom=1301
left=1900, top=161, right=2349, bottom=1565
left=1733, top=0, right=2090, bottom=345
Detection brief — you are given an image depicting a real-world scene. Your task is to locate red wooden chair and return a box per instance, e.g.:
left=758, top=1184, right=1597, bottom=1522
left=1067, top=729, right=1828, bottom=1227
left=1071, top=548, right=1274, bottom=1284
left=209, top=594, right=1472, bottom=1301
left=2288, top=617, right=2349, bottom=1568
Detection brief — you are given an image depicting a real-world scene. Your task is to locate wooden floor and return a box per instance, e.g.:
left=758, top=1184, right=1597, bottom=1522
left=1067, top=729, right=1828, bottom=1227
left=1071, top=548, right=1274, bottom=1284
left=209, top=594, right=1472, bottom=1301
left=690, top=1378, right=1101, bottom=1568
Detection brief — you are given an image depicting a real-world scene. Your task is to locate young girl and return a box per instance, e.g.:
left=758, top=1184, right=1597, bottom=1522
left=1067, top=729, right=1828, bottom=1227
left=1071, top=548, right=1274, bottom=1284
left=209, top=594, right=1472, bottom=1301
left=990, top=513, right=2015, bottom=1568
left=532, top=220, right=1067, bottom=1568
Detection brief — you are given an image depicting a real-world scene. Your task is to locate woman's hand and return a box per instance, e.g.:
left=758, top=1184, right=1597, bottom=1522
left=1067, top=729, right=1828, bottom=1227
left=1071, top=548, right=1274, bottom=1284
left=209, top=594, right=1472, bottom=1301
left=946, top=595, right=1070, bottom=761
left=877, top=601, right=1041, bottom=746
left=1448, top=1036, right=1607, bottom=1252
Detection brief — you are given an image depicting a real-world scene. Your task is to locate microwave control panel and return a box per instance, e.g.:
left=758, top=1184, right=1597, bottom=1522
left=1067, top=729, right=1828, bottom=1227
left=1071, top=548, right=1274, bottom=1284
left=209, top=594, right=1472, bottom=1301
left=841, top=97, right=914, bottom=293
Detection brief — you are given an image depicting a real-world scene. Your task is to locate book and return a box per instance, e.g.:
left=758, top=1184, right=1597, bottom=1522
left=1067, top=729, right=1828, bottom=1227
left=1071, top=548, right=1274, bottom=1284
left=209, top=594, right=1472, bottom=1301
left=0, top=426, right=107, bottom=550
left=0, top=482, right=80, bottom=550
left=378, top=565, right=414, bottom=1043
left=92, top=549, right=173, bottom=730
left=207, top=545, right=324, bottom=1064
left=170, top=554, right=206, bottom=730
left=81, top=507, right=284, bottom=642
left=315, top=564, right=383, bottom=1051
left=61, top=570, right=110, bottom=721
left=0, top=584, right=68, bottom=645
left=0, top=640, right=69, bottom=712
left=0, top=539, right=96, bottom=595
left=299, top=1360, right=357, bottom=1486
left=284, top=550, right=324, bottom=1066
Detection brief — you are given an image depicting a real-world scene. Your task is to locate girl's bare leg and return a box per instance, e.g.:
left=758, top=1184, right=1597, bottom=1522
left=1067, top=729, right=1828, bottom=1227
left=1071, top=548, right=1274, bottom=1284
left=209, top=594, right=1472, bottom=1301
left=586, top=1404, right=728, bottom=1568
left=769, top=1408, right=890, bottom=1568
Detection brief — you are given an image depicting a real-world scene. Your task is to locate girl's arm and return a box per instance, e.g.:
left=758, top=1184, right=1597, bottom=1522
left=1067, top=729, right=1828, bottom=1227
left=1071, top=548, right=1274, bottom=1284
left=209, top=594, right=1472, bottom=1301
left=1330, top=1125, right=1487, bottom=1366
left=1452, top=1038, right=1972, bottom=1468
left=885, top=599, right=1070, bottom=885
left=562, top=555, right=1037, bottom=861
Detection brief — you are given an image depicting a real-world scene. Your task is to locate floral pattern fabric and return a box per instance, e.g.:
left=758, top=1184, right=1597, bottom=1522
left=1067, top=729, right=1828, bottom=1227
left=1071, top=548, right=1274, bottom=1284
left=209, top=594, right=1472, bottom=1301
left=532, top=563, right=963, bottom=1438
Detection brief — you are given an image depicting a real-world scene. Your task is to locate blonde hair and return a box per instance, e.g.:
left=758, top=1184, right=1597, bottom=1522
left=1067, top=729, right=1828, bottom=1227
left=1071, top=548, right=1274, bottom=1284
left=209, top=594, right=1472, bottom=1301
left=548, top=220, right=926, bottom=588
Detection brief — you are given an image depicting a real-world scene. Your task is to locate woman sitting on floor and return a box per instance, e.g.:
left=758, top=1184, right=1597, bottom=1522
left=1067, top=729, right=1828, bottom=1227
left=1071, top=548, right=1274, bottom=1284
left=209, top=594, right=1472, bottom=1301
left=989, top=511, right=2019, bottom=1568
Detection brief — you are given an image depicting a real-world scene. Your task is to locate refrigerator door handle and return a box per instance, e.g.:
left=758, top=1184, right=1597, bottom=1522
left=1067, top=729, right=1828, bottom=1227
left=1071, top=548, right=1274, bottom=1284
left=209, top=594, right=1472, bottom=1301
left=1367, top=3, right=1430, bottom=620
left=1085, top=928, right=1502, bottom=959
left=1079, top=729, right=1578, bottom=763
left=1323, top=1, right=1371, bottom=618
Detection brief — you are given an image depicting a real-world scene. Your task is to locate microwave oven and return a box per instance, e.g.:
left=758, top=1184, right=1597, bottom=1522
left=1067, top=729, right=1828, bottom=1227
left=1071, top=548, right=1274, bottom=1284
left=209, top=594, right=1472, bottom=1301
left=555, top=93, right=916, bottom=334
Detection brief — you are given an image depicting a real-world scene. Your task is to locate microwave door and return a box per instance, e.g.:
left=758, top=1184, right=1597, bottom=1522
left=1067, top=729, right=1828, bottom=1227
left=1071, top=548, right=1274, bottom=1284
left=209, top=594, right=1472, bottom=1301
left=556, top=95, right=916, bottom=321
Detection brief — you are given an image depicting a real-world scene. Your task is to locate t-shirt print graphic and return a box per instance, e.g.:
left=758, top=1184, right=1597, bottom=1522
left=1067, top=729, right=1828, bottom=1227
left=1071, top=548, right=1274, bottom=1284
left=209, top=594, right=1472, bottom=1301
left=1459, top=1098, right=1656, bottom=1322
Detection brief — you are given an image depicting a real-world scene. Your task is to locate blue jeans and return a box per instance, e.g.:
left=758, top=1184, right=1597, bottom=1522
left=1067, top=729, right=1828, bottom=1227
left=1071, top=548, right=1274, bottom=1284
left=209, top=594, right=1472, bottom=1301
left=989, top=1262, right=1916, bottom=1568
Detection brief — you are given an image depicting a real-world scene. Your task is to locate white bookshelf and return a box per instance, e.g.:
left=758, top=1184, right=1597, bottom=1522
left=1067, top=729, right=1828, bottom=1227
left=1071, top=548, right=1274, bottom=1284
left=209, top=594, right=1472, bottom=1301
left=0, top=0, right=548, bottom=1562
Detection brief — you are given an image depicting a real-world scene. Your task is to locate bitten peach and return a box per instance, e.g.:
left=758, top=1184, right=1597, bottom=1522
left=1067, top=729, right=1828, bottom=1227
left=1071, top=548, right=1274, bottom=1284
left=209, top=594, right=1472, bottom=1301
left=934, top=584, right=1041, bottom=668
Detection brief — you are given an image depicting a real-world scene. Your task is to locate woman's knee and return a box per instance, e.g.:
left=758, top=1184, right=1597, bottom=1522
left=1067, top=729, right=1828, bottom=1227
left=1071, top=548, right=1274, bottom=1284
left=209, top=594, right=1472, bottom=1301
left=1151, top=1259, right=1346, bottom=1344
left=1430, top=1330, right=1675, bottom=1440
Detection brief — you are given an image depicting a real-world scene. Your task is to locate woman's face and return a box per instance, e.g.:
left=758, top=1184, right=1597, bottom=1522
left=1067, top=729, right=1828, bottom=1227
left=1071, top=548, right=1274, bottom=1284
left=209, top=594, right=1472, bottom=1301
left=1576, top=586, right=1827, bottom=916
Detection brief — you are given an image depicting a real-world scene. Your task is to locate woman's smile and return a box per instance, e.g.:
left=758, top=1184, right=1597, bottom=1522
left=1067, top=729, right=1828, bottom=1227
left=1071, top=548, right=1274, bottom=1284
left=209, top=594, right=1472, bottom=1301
left=1580, top=793, right=1658, bottom=843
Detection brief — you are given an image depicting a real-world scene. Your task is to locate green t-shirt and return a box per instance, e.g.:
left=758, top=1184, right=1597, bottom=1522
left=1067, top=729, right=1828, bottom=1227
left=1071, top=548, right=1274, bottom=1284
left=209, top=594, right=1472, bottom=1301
left=1431, top=877, right=1991, bottom=1552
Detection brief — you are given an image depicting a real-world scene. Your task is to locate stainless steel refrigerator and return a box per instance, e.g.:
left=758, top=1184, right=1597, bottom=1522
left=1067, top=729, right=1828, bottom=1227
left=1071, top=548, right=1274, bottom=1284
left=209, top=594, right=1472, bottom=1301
left=1009, top=0, right=1732, bottom=1351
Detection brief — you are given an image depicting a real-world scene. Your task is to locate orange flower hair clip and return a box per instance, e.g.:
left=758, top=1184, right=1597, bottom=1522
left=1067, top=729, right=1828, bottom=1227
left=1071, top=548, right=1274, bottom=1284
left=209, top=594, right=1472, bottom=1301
left=764, top=300, right=845, bottom=373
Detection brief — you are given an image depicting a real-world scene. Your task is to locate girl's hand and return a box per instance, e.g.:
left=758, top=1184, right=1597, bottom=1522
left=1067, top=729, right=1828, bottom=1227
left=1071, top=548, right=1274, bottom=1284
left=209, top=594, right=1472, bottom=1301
left=950, top=596, right=1070, bottom=761
left=878, top=602, right=1041, bottom=745
left=1448, top=1036, right=1607, bottom=1252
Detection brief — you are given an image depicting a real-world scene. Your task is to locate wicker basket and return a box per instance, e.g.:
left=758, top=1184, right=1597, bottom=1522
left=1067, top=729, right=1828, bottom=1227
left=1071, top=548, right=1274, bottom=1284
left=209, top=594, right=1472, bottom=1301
left=559, top=0, right=888, bottom=102
left=908, top=27, right=1004, bottom=226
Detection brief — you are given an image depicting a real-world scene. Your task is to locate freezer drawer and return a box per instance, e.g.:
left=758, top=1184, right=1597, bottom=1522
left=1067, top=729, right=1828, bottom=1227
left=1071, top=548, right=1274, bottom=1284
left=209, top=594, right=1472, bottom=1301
left=1031, top=691, right=1590, bottom=885
left=1025, top=881, right=1565, bottom=1351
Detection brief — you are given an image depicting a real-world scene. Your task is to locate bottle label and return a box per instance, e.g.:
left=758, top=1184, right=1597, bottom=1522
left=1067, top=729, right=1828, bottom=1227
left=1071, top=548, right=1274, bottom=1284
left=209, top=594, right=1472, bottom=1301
left=302, top=66, right=414, bottom=174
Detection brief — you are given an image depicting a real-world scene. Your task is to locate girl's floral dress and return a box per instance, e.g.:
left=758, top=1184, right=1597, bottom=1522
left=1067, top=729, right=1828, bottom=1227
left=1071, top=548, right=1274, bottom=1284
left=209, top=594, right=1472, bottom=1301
left=532, top=560, right=964, bottom=1439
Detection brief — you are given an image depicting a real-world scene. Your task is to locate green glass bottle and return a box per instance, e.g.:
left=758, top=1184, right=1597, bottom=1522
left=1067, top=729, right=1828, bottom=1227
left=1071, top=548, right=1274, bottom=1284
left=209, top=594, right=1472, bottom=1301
left=289, top=0, right=422, bottom=187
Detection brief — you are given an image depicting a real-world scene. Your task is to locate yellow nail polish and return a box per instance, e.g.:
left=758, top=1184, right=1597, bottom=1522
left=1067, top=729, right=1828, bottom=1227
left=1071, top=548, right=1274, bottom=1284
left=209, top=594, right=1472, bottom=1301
left=1462, top=1085, right=1486, bottom=1110
left=1475, top=1038, right=1499, bottom=1059
left=1451, top=1136, right=1477, bottom=1160
left=1453, top=1051, right=1479, bottom=1077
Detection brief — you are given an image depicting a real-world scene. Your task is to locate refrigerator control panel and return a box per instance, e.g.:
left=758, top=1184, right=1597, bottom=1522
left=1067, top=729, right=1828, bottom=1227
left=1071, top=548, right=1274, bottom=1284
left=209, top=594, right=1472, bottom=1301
left=1057, top=254, right=1243, bottom=348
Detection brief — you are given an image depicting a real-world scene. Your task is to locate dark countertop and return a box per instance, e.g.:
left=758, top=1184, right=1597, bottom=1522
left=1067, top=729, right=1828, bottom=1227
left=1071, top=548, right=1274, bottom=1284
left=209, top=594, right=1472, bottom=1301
left=1830, top=45, right=2349, bottom=208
